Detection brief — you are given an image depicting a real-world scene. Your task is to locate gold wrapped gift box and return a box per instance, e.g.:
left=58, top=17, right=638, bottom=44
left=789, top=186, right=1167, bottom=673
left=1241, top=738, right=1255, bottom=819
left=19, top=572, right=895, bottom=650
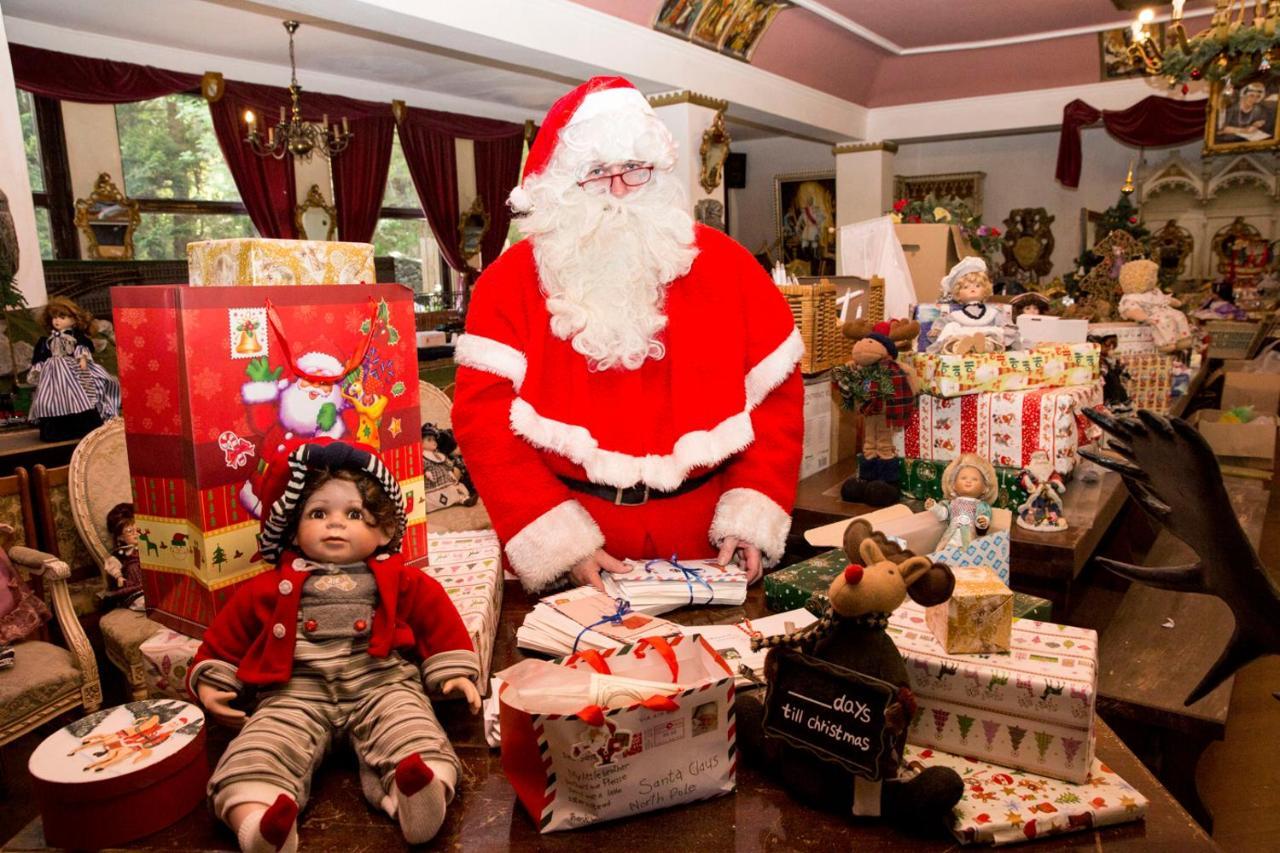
left=187, top=238, right=375, bottom=286
left=926, top=565, right=1012, bottom=654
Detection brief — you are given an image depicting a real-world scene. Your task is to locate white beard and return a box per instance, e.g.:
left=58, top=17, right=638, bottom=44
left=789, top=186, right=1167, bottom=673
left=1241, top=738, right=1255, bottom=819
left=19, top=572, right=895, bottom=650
left=519, top=170, right=698, bottom=371
left=279, top=381, right=345, bottom=436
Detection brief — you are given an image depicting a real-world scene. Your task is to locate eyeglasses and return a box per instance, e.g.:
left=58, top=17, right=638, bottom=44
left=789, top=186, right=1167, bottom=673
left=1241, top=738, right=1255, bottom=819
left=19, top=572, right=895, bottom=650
left=576, top=163, right=654, bottom=192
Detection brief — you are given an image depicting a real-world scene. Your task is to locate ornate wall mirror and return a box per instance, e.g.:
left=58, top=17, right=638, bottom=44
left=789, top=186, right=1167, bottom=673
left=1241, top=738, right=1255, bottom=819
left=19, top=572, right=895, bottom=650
left=699, top=110, right=732, bottom=194
left=74, top=173, right=140, bottom=260
left=458, top=197, right=489, bottom=263
left=294, top=184, right=337, bottom=241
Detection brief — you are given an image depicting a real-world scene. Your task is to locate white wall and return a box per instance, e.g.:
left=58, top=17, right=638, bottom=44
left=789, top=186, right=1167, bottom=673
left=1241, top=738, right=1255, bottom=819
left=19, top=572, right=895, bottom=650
left=727, top=136, right=833, bottom=256
left=0, top=13, right=44, bottom=303
left=892, top=128, right=1202, bottom=278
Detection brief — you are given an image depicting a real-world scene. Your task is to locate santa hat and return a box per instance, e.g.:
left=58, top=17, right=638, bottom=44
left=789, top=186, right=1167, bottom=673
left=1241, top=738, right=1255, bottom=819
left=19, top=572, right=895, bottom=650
left=292, top=351, right=345, bottom=383
left=940, top=256, right=990, bottom=301
left=509, top=76, right=657, bottom=213
left=257, top=438, right=405, bottom=563
left=867, top=321, right=899, bottom=358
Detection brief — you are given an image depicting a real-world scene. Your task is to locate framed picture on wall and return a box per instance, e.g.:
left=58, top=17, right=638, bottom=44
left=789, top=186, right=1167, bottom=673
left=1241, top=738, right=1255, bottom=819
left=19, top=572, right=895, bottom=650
left=690, top=0, right=743, bottom=49
left=653, top=0, right=707, bottom=38
left=720, top=1, right=790, bottom=62
left=1205, top=74, right=1280, bottom=155
left=892, top=171, right=985, bottom=216
left=1098, top=25, right=1163, bottom=80
left=774, top=171, right=837, bottom=277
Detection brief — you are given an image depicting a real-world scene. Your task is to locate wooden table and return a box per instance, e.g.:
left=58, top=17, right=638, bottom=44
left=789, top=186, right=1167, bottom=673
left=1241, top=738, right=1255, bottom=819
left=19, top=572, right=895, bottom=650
left=5, top=585, right=1220, bottom=851
left=0, top=427, right=78, bottom=476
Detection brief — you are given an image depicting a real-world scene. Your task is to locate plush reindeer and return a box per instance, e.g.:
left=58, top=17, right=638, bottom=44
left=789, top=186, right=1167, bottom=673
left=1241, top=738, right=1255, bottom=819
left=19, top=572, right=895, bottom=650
left=735, top=519, right=963, bottom=826
left=837, top=318, right=921, bottom=507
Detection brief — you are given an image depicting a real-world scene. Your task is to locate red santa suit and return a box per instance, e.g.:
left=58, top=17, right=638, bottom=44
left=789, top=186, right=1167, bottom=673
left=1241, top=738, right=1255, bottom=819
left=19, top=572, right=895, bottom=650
left=452, top=225, right=803, bottom=592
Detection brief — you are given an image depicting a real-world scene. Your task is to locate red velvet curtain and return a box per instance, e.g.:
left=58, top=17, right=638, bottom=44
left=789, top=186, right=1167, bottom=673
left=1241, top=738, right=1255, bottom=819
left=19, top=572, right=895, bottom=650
left=9, top=44, right=199, bottom=102
left=331, top=115, right=395, bottom=243
left=1056, top=96, right=1207, bottom=188
left=474, top=133, right=525, bottom=267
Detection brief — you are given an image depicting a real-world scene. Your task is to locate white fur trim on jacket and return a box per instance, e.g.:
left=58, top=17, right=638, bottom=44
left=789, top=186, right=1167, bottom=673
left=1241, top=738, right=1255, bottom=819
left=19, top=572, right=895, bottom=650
left=505, top=329, right=803, bottom=491
left=504, top=500, right=605, bottom=593
left=454, top=334, right=528, bottom=391
left=709, top=488, right=792, bottom=567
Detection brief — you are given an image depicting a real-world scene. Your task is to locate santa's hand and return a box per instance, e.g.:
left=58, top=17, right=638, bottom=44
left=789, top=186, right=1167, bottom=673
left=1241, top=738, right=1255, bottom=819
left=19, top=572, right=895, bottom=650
left=244, top=357, right=282, bottom=383
left=197, top=682, right=246, bottom=728
left=717, top=536, right=764, bottom=585
left=442, top=676, right=482, bottom=714
left=570, top=549, right=628, bottom=593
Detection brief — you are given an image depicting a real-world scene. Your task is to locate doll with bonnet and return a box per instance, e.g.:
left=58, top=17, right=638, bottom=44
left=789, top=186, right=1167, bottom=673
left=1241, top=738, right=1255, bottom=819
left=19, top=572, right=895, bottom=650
left=1117, top=259, right=1193, bottom=352
left=928, top=257, right=1006, bottom=354
left=925, top=454, right=998, bottom=550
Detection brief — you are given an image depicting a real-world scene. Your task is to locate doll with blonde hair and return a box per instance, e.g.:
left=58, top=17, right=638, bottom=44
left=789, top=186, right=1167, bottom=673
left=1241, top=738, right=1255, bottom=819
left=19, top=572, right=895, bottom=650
left=27, top=296, right=120, bottom=441
left=925, top=454, right=998, bottom=550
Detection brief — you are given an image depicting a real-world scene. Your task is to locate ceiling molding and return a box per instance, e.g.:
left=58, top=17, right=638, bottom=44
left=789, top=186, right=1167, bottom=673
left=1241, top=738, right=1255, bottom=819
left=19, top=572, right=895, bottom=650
left=832, top=141, right=898, bottom=155
left=647, top=90, right=728, bottom=112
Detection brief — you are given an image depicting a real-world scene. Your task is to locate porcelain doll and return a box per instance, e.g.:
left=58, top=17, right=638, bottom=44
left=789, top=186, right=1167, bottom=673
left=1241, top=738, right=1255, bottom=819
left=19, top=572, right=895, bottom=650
left=190, top=440, right=480, bottom=852
left=1117, top=259, right=1193, bottom=353
left=421, top=423, right=474, bottom=511
left=100, top=502, right=145, bottom=611
left=26, top=296, right=120, bottom=442
left=1016, top=451, right=1067, bottom=532
left=928, top=257, right=1006, bottom=355
left=925, top=454, right=998, bottom=550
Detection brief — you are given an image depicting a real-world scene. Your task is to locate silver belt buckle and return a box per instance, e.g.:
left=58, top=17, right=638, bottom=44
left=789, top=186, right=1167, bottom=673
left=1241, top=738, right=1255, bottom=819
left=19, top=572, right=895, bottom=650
left=614, top=484, right=650, bottom=506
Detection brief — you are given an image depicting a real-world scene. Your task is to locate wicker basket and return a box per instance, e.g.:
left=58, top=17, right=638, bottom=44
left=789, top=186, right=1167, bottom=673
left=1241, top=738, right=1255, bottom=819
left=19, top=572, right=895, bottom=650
left=780, top=279, right=845, bottom=374
left=1206, top=320, right=1263, bottom=360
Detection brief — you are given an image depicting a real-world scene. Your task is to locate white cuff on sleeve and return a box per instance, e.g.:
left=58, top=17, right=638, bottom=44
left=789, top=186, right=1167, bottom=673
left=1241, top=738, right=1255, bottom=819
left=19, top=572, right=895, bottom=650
left=709, top=487, right=792, bottom=567
left=504, top=500, right=605, bottom=593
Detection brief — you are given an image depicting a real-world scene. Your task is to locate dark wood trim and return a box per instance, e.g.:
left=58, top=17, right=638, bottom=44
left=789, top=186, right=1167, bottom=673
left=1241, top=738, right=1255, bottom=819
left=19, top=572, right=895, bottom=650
left=31, top=95, right=77, bottom=260
left=378, top=205, right=426, bottom=219
left=132, top=198, right=249, bottom=216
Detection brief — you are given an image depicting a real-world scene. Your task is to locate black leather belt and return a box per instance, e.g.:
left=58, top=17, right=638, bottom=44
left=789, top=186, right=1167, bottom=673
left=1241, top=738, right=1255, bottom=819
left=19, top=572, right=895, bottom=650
left=559, top=468, right=718, bottom=506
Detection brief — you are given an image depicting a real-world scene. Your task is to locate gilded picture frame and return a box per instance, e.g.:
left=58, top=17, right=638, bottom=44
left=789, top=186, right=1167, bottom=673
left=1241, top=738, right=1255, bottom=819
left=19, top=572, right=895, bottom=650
left=294, top=183, right=337, bottom=241
left=653, top=0, right=707, bottom=38
left=1098, top=24, right=1164, bottom=81
left=74, top=173, right=140, bottom=261
left=699, top=110, right=732, bottom=194
left=892, top=171, right=984, bottom=216
left=774, top=171, right=836, bottom=277
left=1205, top=74, right=1280, bottom=155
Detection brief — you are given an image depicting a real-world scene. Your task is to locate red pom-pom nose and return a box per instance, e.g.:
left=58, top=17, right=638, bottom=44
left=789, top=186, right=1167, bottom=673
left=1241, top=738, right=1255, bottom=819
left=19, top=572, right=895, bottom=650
left=843, top=564, right=864, bottom=585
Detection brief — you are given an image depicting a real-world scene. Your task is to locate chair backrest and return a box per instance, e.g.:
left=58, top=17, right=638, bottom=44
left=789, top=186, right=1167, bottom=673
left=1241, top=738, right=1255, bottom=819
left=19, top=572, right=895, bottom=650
left=0, top=467, right=35, bottom=550
left=66, top=417, right=131, bottom=572
left=419, top=380, right=453, bottom=431
left=33, top=464, right=97, bottom=579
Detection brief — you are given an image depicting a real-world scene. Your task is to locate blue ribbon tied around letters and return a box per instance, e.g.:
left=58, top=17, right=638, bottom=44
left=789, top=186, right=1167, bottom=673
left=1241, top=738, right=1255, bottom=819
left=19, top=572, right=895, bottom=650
left=573, top=597, right=634, bottom=653
left=644, top=554, right=715, bottom=607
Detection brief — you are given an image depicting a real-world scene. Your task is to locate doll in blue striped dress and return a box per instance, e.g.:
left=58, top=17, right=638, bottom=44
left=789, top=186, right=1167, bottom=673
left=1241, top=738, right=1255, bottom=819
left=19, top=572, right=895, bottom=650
left=27, top=296, right=120, bottom=441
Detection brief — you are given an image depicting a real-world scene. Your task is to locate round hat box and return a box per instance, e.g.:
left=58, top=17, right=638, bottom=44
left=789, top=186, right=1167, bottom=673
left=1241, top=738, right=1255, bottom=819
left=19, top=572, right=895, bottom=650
left=28, top=699, right=209, bottom=848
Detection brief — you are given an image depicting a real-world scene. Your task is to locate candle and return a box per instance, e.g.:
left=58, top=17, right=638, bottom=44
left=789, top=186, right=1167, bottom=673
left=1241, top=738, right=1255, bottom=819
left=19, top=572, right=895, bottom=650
left=244, top=109, right=255, bottom=125
left=279, top=106, right=286, bottom=123
left=1131, top=21, right=1144, bottom=41
left=1172, top=0, right=1185, bottom=21
left=322, top=113, right=329, bottom=129
left=268, top=126, right=275, bottom=146
left=342, top=115, right=349, bottom=134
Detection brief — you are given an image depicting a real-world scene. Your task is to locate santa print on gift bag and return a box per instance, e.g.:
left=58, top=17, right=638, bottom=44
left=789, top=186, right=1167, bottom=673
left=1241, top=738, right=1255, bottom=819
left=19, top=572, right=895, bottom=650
left=763, top=647, right=899, bottom=781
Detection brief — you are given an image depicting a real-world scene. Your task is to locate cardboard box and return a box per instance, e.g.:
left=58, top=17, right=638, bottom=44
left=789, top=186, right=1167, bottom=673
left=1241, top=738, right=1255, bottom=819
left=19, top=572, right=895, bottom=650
left=1191, top=409, right=1277, bottom=467
left=926, top=565, right=1012, bottom=654
left=892, top=600, right=1099, bottom=782
left=1017, top=314, right=1088, bottom=345
left=1223, top=370, right=1280, bottom=416
left=1087, top=321, right=1155, bottom=354
left=801, top=374, right=833, bottom=479
left=895, top=223, right=980, bottom=303
left=830, top=382, right=861, bottom=463
left=188, top=238, right=376, bottom=286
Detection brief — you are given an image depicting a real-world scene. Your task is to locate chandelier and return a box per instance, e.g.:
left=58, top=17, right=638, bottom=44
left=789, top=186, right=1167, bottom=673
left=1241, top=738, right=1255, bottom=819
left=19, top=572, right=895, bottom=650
left=1130, top=1, right=1280, bottom=87
left=243, top=21, right=352, bottom=161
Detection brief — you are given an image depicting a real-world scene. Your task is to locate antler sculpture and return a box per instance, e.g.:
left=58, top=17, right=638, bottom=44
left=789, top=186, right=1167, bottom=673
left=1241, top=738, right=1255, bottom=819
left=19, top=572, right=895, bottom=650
left=1080, top=408, right=1280, bottom=706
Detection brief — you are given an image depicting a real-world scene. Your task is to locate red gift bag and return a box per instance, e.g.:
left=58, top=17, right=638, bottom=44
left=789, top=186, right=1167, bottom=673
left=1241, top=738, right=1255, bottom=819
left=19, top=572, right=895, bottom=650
left=112, top=284, right=425, bottom=635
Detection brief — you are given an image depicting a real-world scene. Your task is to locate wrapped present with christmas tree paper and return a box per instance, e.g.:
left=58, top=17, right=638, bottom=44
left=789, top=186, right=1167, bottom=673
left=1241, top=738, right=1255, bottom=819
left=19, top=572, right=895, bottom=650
left=890, top=599, right=1098, bottom=783
left=903, top=745, right=1147, bottom=845
left=898, top=457, right=1029, bottom=510
left=421, top=530, right=504, bottom=690
left=113, top=284, right=425, bottom=635
left=893, top=381, right=1103, bottom=475
left=187, top=238, right=375, bottom=286
left=926, top=565, right=1012, bottom=654
left=903, top=343, right=1099, bottom=398
left=1114, top=352, right=1175, bottom=414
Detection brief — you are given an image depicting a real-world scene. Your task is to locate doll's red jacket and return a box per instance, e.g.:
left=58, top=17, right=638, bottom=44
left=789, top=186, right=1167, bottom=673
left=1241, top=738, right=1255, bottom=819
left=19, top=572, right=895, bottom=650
left=451, top=225, right=804, bottom=593
left=188, top=551, right=477, bottom=693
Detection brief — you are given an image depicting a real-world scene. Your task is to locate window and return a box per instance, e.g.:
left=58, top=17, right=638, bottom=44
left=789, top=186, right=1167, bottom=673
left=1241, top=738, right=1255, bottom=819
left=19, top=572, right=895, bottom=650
left=16, top=89, right=53, bottom=259
left=372, top=130, right=450, bottom=308
left=115, top=94, right=254, bottom=259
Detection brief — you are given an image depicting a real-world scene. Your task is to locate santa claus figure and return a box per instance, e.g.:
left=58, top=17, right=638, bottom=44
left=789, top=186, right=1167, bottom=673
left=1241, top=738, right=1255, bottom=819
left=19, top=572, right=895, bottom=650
left=237, top=351, right=349, bottom=517
left=452, top=77, right=803, bottom=593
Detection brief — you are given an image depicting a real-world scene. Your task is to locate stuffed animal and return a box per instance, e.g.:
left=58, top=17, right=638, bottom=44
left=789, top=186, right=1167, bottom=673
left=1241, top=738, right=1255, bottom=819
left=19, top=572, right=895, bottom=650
left=735, top=519, right=963, bottom=826
left=835, top=318, right=920, bottom=507
left=929, top=258, right=1007, bottom=355
left=1117, top=259, right=1193, bottom=353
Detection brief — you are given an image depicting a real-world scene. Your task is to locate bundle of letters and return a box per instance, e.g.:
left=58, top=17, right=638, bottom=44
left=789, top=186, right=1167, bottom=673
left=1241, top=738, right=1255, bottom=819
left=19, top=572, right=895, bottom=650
left=600, top=557, right=748, bottom=614
left=516, top=585, right=680, bottom=656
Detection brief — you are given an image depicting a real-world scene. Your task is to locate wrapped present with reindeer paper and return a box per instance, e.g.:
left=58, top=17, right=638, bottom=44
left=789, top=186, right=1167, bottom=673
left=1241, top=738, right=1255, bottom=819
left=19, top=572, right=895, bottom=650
left=893, top=381, right=1103, bottom=475
left=112, top=284, right=425, bottom=635
left=890, top=599, right=1098, bottom=783
left=421, top=530, right=504, bottom=689
left=187, top=238, right=375, bottom=287
left=903, top=343, right=1099, bottom=399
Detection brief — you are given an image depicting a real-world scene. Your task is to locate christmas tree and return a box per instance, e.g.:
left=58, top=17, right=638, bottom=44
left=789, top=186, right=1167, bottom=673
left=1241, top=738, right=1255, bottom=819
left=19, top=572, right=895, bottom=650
left=212, top=544, right=227, bottom=571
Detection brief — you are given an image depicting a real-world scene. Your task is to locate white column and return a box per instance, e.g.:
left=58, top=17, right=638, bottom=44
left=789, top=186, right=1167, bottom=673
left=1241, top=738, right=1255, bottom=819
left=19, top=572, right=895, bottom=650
left=833, top=140, right=897, bottom=272
left=0, top=13, right=46, bottom=303
left=292, top=135, right=332, bottom=238
left=62, top=102, right=124, bottom=259
left=650, top=92, right=728, bottom=219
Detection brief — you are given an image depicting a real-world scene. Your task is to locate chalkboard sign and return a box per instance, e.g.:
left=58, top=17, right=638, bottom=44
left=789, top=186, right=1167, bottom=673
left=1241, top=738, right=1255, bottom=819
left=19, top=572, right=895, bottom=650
left=762, top=647, right=899, bottom=781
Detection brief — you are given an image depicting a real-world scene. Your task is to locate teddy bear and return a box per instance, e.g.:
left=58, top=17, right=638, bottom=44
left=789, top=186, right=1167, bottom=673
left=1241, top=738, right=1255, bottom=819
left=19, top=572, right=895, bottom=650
left=734, top=518, right=964, bottom=827
left=1117, top=258, right=1194, bottom=353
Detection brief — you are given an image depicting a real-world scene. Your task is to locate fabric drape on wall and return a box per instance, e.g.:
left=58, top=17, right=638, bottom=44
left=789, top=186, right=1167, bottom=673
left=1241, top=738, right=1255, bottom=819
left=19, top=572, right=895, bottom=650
left=1056, top=96, right=1207, bottom=188
left=9, top=44, right=199, bottom=102
left=474, top=133, right=525, bottom=267
left=206, top=87, right=298, bottom=239
left=331, top=115, right=395, bottom=243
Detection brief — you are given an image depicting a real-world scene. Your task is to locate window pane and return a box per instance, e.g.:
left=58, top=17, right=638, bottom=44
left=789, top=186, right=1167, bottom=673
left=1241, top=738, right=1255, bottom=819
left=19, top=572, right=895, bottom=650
left=132, top=212, right=255, bottom=260
left=383, top=131, right=418, bottom=209
left=116, top=95, right=240, bottom=201
left=16, top=89, right=44, bottom=194
left=34, top=207, right=52, bottom=260
left=372, top=218, right=444, bottom=302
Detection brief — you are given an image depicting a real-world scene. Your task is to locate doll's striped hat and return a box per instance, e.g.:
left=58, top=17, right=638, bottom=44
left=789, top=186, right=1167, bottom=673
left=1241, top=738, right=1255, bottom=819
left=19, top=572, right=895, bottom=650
left=257, top=438, right=405, bottom=563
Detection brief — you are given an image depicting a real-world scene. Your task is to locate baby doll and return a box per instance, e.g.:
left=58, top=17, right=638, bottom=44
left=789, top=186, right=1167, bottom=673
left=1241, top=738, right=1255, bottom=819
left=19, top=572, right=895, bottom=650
left=1117, top=259, right=1193, bottom=353
left=100, top=502, right=144, bottom=611
left=27, top=296, right=120, bottom=442
left=1008, top=292, right=1053, bottom=350
left=929, top=257, right=1006, bottom=355
left=925, top=453, right=997, bottom=550
left=190, top=440, right=481, bottom=852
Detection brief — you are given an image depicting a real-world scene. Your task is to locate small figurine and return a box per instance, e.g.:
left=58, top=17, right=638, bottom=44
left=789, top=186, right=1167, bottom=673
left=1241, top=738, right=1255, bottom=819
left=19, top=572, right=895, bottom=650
left=1088, top=334, right=1132, bottom=411
left=27, top=296, right=120, bottom=442
left=1117, top=259, right=1194, bottom=353
left=421, top=423, right=474, bottom=510
left=929, top=257, right=1006, bottom=354
left=1016, top=450, right=1067, bottom=532
left=925, top=453, right=997, bottom=550
left=190, top=440, right=481, bottom=851
left=100, top=502, right=144, bottom=611
left=736, top=519, right=962, bottom=827
left=1008, top=292, right=1054, bottom=350
left=834, top=319, right=920, bottom=507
